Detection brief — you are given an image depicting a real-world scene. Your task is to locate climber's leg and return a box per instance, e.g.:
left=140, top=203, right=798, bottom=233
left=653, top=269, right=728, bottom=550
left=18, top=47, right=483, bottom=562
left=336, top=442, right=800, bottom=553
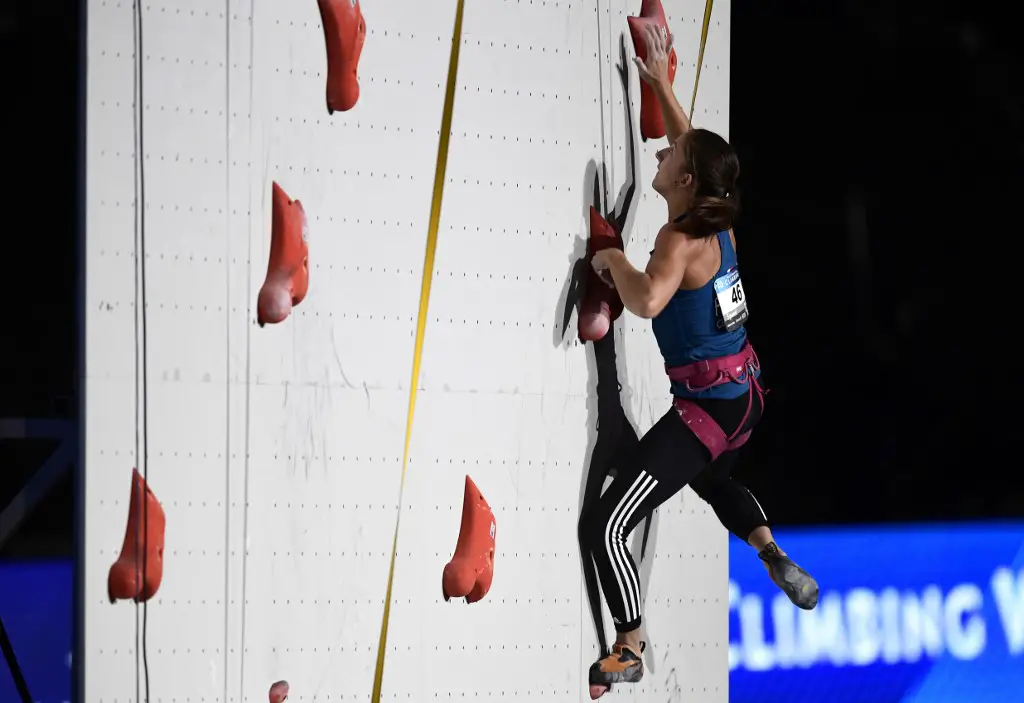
left=581, top=406, right=711, bottom=684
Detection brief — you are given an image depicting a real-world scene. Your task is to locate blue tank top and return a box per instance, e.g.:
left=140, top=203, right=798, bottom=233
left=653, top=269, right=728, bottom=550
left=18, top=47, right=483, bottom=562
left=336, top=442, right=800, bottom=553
left=651, top=229, right=756, bottom=400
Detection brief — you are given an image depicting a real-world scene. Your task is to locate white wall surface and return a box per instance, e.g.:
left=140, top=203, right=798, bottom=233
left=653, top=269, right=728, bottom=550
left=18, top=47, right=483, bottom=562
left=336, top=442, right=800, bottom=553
left=83, top=0, right=732, bottom=701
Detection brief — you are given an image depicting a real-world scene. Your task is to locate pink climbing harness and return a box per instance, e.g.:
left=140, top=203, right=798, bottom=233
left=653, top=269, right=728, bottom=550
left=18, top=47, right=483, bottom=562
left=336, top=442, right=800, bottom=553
left=665, top=342, right=767, bottom=462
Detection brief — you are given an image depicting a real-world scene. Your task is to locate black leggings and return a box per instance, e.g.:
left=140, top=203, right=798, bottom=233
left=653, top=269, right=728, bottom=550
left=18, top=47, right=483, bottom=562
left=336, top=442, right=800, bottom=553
left=580, top=388, right=767, bottom=633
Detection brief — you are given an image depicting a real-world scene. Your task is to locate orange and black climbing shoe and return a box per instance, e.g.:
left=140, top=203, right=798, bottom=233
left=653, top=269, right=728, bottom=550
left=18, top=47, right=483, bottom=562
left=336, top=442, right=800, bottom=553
left=589, top=642, right=645, bottom=686
left=759, top=542, right=819, bottom=610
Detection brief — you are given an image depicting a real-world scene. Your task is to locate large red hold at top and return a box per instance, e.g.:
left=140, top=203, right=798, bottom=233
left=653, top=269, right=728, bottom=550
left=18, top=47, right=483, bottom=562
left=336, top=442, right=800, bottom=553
left=317, top=0, right=367, bottom=113
left=627, top=0, right=677, bottom=141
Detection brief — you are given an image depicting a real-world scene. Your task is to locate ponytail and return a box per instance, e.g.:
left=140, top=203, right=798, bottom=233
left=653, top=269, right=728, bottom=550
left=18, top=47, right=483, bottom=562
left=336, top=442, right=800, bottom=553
left=689, top=191, right=739, bottom=237
left=682, top=129, right=741, bottom=237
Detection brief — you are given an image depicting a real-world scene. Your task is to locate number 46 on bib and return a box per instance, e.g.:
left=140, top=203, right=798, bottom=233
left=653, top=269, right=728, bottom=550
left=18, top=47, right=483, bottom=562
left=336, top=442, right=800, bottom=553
left=713, top=266, right=749, bottom=332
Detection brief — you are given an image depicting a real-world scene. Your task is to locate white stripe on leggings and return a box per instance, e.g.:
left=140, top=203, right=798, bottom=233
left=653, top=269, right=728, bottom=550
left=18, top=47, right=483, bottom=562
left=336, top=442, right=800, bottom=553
left=745, top=486, right=767, bottom=522
left=604, top=473, right=649, bottom=623
left=615, top=477, right=657, bottom=622
left=605, top=471, right=658, bottom=623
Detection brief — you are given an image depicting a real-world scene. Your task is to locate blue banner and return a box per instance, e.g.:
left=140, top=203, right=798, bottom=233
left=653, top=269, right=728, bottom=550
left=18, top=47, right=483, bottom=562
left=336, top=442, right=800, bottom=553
left=729, top=522, right=1024, bottom=703
left=0, top=559, right=72, bottom=703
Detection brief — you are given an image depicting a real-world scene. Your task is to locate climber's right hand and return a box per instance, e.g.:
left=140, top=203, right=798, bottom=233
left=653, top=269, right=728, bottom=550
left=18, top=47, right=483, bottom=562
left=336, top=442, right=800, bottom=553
left=633, top=24, right=673, bottom=87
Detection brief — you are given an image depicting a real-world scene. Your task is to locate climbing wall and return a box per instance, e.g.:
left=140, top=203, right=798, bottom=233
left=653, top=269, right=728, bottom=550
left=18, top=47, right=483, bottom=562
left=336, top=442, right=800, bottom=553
left=81, top=0, right=731, bottom=701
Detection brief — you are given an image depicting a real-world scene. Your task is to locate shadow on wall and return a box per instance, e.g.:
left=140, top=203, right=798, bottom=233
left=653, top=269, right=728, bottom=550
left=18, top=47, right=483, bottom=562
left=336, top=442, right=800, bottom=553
left=551, top=33, right=663, bottom=671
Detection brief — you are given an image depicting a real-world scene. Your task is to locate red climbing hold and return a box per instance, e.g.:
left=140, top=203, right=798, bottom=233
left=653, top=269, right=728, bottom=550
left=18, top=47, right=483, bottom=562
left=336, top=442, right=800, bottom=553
left=578, top=207, right=624, bottom=343
left=627, top=0, right=677, bottom=141
left=590, top=683, right=611, bottom=700
left=317, top=0, right=367, bottom=113
left=108, top=468, right=166, bottom=603
left=257, top=182, right=309, bottom=327
left=269, top=680, right=289, bottom=703
left=442, top=475, right=496, bottom=604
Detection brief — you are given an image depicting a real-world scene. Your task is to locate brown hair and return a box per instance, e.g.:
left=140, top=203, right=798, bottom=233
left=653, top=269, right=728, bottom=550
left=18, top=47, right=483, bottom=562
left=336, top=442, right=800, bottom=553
left=682, top=128, right=740, bottom=238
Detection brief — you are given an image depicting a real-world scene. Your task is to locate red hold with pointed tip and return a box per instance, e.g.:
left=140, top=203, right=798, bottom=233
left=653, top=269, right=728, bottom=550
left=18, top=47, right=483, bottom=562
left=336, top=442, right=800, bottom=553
left=108, top=469, right=166, bottom=603
left=317, top=0, right=366, bottom=113
left=442, top=476, right=496, bottom=604
left=590, top=683, right=611, bottom=699
left=269, top=680, right=289, bottom=703
left=627, top=0, right=677, bottom=141
left=578, top=207, right=624, bottom=343
left=257, top=182, right=309, bottom=327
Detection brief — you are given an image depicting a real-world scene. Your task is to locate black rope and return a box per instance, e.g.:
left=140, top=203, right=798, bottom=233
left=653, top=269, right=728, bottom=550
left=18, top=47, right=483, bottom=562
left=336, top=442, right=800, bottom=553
left=0, top=615, right=32, bottom=703
left=131, top=0, right=151, bottom=700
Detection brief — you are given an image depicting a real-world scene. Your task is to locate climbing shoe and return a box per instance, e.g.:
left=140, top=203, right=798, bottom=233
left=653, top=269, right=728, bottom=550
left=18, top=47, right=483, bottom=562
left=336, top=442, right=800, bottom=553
left=759, top=542, right=819, bottom=610
left=589, top=642, right=645, bottom=685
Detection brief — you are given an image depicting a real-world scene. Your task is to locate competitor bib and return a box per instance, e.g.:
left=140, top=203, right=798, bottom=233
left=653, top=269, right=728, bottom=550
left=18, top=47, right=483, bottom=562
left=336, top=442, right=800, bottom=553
left=713, top=266, right=749, bottom=332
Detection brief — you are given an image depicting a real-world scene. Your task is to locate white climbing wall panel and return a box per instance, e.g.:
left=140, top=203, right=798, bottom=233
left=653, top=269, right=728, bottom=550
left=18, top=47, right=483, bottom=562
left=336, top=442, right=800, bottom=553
left=82, top=0, right=731, bottom=701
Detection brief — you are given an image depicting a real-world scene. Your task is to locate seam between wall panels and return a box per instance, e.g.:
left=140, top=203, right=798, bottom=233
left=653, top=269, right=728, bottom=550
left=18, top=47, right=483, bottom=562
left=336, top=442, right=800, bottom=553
left=222, top=2, right=234, bottom=699
left=239, top=0, right=258, bottom=698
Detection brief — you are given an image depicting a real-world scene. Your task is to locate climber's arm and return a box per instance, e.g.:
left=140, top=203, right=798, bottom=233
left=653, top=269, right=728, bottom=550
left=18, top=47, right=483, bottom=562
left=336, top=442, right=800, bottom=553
left=598, top=226, right=688, bottom=319
left=652, top=79, right=690, bottom=144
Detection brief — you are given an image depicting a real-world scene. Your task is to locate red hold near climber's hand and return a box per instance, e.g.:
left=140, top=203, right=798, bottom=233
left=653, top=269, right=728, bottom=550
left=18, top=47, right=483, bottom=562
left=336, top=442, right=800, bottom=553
left=578, top=207, right=624, bottom=343
left=627, top=0, right=678, bottom=141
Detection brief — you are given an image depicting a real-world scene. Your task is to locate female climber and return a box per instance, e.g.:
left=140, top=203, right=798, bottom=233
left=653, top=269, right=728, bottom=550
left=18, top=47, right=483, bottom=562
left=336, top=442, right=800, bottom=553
left=583, top=24, right=819, bottom=689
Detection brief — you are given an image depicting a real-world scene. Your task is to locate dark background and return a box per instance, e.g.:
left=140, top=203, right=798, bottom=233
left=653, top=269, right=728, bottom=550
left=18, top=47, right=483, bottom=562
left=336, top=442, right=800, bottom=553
left=0, top=1, right=1020, bottom=559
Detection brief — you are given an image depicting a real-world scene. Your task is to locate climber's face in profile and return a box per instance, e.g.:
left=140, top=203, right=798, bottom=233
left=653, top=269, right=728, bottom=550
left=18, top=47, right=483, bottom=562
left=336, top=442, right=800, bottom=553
left=652, top=133, right=692, bottom=199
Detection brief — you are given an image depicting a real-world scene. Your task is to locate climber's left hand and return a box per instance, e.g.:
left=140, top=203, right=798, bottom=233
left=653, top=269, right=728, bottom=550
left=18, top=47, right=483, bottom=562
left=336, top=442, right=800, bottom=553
left=591, top=249, right=622, bottom=287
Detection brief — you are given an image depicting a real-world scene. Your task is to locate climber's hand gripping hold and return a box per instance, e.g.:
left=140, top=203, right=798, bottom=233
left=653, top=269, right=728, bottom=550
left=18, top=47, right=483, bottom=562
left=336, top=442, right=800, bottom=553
left=590, top=249, right=617, bottom=289
left=633, top=25, right=673, bottom=87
